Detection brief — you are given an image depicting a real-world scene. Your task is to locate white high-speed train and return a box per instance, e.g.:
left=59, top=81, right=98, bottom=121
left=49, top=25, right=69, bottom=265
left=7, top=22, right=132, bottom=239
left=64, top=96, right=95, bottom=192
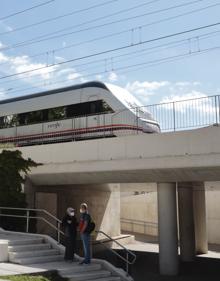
left=0, top=81, right=160, bottom=146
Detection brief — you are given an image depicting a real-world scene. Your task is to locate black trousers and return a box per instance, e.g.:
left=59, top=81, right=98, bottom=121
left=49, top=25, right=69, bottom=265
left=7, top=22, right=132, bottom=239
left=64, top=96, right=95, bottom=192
left=64, top=236, right=76, bottom=261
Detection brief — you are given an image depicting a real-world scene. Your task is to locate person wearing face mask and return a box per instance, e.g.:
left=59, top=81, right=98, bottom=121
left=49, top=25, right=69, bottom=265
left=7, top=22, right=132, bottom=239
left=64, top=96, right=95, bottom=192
left=62, top=207, right=78, bottom=262
left=79, top=203, right=91, bottom=265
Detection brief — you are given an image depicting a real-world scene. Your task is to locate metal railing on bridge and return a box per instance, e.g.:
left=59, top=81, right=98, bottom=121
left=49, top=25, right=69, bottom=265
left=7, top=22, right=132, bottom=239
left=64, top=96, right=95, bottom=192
left=146, top=94, right=220, bottom=132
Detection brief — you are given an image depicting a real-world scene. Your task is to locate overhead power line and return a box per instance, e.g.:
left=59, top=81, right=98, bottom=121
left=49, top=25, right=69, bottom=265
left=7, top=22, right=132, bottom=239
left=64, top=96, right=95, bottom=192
left=0, top=0, right=55, bottom=21
left=0, top=0, right=156, bottom=35
left=0, top=0, right=207, bottom=51
left=0, top=3, right=208, bottom=68
left=0, top=1, right=217, bottom=63
left=0, top=21, right=220, bottom=80
left=1, top=29, right=219, bottom=86
left=4, top=44, right=220, bottom=97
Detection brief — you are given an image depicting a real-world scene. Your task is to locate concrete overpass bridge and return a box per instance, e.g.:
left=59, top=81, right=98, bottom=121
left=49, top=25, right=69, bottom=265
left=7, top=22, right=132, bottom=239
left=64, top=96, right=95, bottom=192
left=22, top=125, right=220, bottom=185
left=7, top=125, right=218, bottom=276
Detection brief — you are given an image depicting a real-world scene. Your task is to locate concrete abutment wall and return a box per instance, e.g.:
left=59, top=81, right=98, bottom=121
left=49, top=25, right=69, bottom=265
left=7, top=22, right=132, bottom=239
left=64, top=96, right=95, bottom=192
left=24, top=181, right=121, bottom=239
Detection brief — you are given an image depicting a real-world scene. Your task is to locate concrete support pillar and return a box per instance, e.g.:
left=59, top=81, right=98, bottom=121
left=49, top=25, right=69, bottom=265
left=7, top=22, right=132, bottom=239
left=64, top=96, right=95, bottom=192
left=178, top=182, right=195, bottom=261
left=157, top=182, right=179, bottom=275
left=193, top=182, right=208, bottom=254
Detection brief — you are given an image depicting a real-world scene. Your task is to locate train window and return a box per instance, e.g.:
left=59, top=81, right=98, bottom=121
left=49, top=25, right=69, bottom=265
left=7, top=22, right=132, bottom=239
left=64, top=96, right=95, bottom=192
left=90, top=102, right=97, bottom=114
left=66, top=100, right=113, bottom=118
left=42, top=109, right=49, bottom=122
left=101, top=100, right=113, bottom=112
left=18, top=113, right=28, bottom=126
left=0, top=117, right=4, bottom=128
left=0, top=115, right=18, bottom=128
left=48, top=106, right=66, bottom=121
left=0, top=100, right=114, bottom=129
left=26, top=110, right=43, bottom=124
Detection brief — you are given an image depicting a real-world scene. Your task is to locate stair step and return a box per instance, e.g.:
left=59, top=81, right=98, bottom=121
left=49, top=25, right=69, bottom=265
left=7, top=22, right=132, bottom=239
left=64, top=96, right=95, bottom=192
left=59, top=263, right=102, bottom=274
left=8, top=238, right=44, bottom=246
left=63, top=270, right=111, bottom=281
left=93, top=277, right=121, bottom=281
left=9, top=249, right=60, bottom=260
left=15, top=254, right=64, bottom=265
left=8, top=243, right=51, bottom=252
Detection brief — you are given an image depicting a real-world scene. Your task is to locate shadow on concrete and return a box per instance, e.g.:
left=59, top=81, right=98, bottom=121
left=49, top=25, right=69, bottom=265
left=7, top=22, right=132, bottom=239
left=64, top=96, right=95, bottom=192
left=94, top=249, right=220, bottom=281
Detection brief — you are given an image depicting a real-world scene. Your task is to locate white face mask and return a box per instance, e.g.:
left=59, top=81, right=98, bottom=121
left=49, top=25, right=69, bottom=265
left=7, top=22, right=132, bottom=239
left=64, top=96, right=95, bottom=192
left=80, top=209, right=85, bottom=214
left=70, top=211, right=75, bottom=216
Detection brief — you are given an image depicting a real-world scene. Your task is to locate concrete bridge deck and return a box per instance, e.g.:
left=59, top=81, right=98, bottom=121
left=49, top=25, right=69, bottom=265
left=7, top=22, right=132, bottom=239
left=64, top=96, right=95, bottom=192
left=14, top=125, right=220, bottom=185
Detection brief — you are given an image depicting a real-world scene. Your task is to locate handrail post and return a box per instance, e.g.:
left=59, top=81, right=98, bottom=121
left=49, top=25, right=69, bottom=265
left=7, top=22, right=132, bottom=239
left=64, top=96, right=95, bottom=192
left=126, top=252, right=129, bottom=276
left=57, top=221, right=61, bottom=244
left=26, top=210, right=30, bottom=233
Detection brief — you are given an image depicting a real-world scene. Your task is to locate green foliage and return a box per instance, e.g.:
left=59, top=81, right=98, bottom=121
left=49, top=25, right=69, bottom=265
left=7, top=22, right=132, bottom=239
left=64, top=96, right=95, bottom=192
left=0, top=150, right=39, bottom=231
left=1, top=271, right=68, bottom=281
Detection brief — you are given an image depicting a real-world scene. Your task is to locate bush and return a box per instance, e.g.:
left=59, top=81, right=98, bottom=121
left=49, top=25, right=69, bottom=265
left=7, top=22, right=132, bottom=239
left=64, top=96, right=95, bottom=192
left=0, top=150, right=38, bottom=231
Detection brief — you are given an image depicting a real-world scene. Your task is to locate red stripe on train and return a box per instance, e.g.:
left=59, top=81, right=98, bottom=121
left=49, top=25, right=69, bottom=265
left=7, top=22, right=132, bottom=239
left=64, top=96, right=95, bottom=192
left=0, top=124, right=143, bottom=142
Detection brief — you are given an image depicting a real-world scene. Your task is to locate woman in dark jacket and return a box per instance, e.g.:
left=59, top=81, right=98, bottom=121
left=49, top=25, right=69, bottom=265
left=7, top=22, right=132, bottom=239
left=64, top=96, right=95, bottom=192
left=62, top=207, right=78, bottom=262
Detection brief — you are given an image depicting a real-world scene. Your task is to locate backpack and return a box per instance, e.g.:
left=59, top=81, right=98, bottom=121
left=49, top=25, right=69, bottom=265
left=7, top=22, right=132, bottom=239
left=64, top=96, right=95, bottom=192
left=85, top=215, right=96, bottom=234
left=87, top=221, right=96, bottom=234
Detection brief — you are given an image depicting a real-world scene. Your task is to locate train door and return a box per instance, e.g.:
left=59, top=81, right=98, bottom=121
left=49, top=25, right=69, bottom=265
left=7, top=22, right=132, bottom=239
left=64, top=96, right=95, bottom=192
left=87, top=95, right=100, bottom=137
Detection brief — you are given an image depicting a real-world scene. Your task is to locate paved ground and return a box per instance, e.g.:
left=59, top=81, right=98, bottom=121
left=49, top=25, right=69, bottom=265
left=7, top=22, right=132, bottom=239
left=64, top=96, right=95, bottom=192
left=0, top=263, right=47, bottom=276
left=0, top=261, right=98, bottom=277
left=120, top=231, right=220, bottom=259
left=109, top=231, right=220, bottom=281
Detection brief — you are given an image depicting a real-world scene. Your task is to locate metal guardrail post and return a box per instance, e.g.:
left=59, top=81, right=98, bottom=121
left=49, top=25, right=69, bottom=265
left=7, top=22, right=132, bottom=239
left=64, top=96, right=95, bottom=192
left=103, top=114, right=106, bottom=138
left=136, top=107, right=139, bottom=134
left=173, top=102, right=176, bottom=131
left=26, top=210, right=30, bottom=233
left=126, top=252, right=129, bottom=276
left=215, top=95, right=218, bottom=124
left=218, top=95, right=220, bottom=124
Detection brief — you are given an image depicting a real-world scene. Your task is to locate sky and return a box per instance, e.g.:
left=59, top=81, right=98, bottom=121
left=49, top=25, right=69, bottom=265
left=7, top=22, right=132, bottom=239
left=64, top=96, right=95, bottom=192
left=0, top=0, right=220, bottom=107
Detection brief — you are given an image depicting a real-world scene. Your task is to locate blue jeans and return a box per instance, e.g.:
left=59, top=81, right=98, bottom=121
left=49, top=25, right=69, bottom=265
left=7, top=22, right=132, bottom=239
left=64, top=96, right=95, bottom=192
left=81, top=233, right=91, bottom=263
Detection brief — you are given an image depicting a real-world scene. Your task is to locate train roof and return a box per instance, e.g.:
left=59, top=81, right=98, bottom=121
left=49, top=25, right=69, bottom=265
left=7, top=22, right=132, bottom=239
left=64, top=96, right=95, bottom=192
left=0, top=81, right=108, bottom=105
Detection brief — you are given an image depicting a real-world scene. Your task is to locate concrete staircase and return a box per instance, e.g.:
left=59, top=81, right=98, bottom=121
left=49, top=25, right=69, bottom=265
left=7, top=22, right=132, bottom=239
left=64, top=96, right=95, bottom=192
left=4, top=233, right=128, bottom=281
left=8, top=237, right=63, bottom=264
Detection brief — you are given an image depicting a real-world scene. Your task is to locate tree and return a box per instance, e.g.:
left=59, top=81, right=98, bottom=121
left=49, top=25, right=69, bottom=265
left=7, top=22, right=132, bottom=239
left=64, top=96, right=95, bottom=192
left=0, top=150, right=39, bottom=231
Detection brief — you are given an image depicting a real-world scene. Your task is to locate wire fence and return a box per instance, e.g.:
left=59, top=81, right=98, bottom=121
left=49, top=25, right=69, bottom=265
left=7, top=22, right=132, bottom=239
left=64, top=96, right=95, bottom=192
left=0, top=95, right=219, bottom=147
left=146, top=94, right=220, bottom=132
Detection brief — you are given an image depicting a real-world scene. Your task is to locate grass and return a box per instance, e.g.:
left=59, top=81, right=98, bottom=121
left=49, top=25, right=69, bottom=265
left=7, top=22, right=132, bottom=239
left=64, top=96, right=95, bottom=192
left=0, top=271, right=68, bottom=281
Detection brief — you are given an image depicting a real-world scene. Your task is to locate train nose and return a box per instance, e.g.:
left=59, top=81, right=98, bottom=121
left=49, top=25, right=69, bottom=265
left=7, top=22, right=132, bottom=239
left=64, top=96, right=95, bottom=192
left=142, top=121, right=160, bottom=133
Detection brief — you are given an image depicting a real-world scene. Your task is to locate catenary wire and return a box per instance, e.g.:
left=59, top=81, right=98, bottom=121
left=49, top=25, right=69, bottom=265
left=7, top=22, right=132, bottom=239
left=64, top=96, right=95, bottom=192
left=0, top=0, right=55, bottom=21
left=0, top=21, right=220, bottom=80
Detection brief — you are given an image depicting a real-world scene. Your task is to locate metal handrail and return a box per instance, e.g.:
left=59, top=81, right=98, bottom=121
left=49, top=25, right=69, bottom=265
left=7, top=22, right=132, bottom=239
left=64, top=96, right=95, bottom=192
left=0, top=207, right=136, bottom=275
left=95, top=230, right=136, bottom=275
left=0, top=207, right=64, bottom=243
left=121, top=218, right=158, bottom=227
